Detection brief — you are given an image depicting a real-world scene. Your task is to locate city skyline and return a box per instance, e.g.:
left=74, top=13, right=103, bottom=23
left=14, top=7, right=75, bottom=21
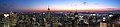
left=0, top=0, right=120, bottom=12
left=0, top=0, right=120, bottom=27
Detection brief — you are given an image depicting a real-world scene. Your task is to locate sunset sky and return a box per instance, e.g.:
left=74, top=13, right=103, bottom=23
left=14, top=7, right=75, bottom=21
left=0, top=0, right=120, bottom=12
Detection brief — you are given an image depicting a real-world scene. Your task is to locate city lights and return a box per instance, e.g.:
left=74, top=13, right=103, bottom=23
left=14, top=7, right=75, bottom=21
left=0, top=0, right=119, bottom=27
left=4, top=14, right=9, bottom=17
left=109, top=15, right=113, bottom=17
left=103, top=17, right=106, bottom=21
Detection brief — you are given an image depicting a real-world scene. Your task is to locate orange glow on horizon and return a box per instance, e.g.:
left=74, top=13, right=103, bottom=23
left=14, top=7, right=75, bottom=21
left=27, top=3, right=120, bottom=11
left=30, top=4, right=120, bottom=11
left=30, top=7, right=119, bottom=11
left=30, top=7, right=120, bottom=11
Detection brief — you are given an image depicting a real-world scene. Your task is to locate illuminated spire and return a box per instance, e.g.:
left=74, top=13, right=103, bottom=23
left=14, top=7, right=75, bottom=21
left=10, top=10, right=14, bottom=15
left=48, top=5, right=50, bottom=11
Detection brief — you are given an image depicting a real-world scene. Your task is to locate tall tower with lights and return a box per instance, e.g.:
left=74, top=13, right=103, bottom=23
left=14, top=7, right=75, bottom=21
left=44, top=6, right=51, bottom=27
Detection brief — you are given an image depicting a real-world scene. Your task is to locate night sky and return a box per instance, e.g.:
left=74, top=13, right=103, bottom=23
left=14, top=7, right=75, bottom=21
left=0, top=0, right=120, bottom=12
